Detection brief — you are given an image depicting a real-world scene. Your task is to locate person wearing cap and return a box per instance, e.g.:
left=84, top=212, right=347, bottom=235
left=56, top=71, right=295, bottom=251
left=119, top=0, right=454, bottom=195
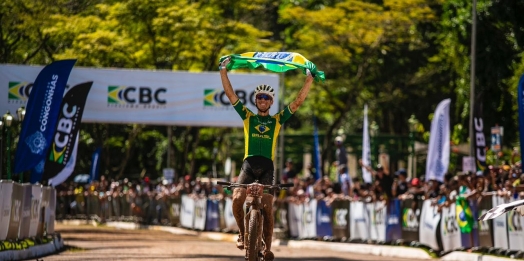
left=359, top=160, right=393, bottom=199
left=219, top=57, right=314, bottom=260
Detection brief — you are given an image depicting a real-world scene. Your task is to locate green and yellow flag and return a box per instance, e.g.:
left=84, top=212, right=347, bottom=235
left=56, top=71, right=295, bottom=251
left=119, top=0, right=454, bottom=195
left=456, top=197, right=474, bottom=233
left=219, top=52, right=326, bottom=82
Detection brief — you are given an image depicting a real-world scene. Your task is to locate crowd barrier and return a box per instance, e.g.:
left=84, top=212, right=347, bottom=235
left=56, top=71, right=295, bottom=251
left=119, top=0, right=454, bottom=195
left=0, top=180, right=57, bottom=241
left=54, top=190, right=524, bottom=253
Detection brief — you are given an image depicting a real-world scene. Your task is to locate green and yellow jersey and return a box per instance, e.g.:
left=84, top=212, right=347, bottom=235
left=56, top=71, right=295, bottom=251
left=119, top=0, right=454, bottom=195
left=233, top=100, right=293, bottom=161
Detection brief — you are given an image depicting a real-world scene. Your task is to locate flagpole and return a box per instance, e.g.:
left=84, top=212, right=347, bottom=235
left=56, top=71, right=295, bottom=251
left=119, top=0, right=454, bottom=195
left=469, top=0, right=477, bottom=158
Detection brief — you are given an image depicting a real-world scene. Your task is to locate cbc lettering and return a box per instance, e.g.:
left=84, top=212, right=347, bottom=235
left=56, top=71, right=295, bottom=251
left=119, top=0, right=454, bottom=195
left=121, top=87, right=166, bottom=104
left=474, top=117, right=486, bottom=163
left=54, top=103, right=77, bottom=149
left=219, top=90, right=257, bottom=106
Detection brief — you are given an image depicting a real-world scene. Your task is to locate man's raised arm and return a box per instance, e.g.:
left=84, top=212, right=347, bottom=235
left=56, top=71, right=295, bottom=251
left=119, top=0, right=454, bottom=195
left=219, top=57, right=239, bottom=104
left=289, top=70, right=314, bottom=113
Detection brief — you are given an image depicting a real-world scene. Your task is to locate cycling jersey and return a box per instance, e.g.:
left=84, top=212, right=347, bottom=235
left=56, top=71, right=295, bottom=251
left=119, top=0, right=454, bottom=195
left=233, top=100, right=293, bottom=161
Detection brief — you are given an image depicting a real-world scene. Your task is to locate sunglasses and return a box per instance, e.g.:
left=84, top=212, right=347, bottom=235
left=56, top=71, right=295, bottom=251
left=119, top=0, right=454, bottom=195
left=256, top=94, right=272, bottom=101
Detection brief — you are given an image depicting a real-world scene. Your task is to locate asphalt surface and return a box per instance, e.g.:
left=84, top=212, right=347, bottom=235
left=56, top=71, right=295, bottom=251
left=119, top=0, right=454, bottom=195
left=35, top=224, right=432, bottom=261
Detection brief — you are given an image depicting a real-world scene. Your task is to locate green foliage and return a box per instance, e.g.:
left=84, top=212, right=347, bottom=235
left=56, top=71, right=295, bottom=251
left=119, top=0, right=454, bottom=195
left=3, top=0, right=524, bottom=180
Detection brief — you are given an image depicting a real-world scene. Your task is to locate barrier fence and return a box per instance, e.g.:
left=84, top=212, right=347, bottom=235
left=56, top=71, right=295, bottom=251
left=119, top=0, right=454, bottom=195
left=2, top=178, right=522, bottom=256
left=0, top=180, right=57, bottom=241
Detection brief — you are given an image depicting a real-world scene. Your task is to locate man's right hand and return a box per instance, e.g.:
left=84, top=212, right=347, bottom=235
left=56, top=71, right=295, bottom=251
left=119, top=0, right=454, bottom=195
left=220, top=57, right=231, bottom=70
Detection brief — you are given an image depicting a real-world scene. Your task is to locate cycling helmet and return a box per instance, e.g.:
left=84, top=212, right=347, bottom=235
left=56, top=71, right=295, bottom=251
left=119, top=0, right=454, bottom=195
left=254, top=84, right=275, bottom=99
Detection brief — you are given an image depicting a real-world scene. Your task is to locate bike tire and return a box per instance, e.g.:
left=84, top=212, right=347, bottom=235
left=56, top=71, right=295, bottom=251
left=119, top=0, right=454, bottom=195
left=247, top=210, right=261, bottom=261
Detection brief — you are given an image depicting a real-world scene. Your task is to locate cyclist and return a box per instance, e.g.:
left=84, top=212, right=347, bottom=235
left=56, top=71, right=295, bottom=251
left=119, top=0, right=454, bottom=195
left=219, top=57, right=313, bottom=260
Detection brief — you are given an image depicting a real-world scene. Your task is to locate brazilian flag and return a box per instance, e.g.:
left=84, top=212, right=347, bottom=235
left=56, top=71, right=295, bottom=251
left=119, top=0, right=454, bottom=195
left=456, top=196, right=474, bottom=233
left=219, top=52, right=326, bottom=82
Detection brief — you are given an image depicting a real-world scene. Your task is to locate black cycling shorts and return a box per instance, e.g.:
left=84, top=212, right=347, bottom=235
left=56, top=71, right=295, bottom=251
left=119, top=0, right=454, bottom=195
left=237, top=156, right=274, bottom=185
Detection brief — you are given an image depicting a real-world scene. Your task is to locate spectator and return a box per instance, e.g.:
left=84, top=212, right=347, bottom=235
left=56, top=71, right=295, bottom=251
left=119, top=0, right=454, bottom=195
left=393, top=169, right=409, bottom=197
left=282, top=158, right=297, bottom=183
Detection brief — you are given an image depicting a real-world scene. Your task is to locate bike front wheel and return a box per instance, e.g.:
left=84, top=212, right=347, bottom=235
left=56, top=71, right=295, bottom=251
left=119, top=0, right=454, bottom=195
left=246, top=209, right=262, bottom=261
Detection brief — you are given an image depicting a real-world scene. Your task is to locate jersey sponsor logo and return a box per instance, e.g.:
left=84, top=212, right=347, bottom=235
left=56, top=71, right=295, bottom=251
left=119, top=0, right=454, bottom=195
left=251, top=133, right=271, bottom=139
left=204, top=89, right=256, bottom=107
left=108, top=85, right=167, bottom=108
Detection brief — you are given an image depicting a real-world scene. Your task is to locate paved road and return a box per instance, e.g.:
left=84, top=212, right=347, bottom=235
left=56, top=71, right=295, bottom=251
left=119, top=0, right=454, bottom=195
left=39, top=224, right=430, bottom=261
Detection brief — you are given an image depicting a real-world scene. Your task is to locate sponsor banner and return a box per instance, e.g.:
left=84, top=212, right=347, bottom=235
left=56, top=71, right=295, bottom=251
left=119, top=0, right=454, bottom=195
left=493, top=196, right=509, bottom=248
left=301, top=199, right=317, bottom=239
left=7, top=183, right=23, bottom=240
left=368, top=201, right=386, bottom=242
left=0, top=181, right=14, bottom=240
left=331, top=199, right=350, bottom=239
left=439, top=203, right=460, bottom=252
left=362, top=104, right=372, bottom=183
left=38, top=187, right=50, bottom=238
left=0, top=65, right=279, bottom=127
left=168, top=196, right=181, bottom=227
left=401, top=198, right=420, bottom=242
left=18, top=184, right=32, bottom=239
left=205, top=199, right=220, bottom=231
left=89, top=147, right=102, bottom=182
left=41, top=82, right=93, bottom=184
left=224, top=198, right=239, bottom=231
left=518, top=75, right=524, bottom=169
left=350, top=201, right=369, bottom=241
left=425, top=99, right=451, bottom=182
left=476, top=195, right=493, bottom=247
left=28, top=185, right=42, bottom=237
left=386, top=199, right=402, bottom=241
left=420, top=200, right=441, bottom=251
left=12, top=60, right=76, bottom=173
left=180, top=195, right=194, bottom=229
left=288, top=203, right=301, bottom=238
left=473, top=93, right=487, bottom=171
left=507, top=198, right=524, bottom=251
left=196, top=198, right=212, bottom=229
left=316, top=199, right=333, bottom=237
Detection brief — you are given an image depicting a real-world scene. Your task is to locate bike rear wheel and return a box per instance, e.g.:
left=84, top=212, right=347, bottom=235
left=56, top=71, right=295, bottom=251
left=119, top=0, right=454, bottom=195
left=246, top=209, right=261, bottom=261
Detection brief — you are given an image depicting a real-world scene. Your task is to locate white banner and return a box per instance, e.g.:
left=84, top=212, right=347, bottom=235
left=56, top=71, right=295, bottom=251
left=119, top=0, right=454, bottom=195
left=493, top=196, right=509, bottom=248
left=180, top=195, right=195, bottom=229
left=18, top=184, right=32, bottom=239
left=362, top=105, right=372, bottom=183
left=0, top=64, right=279, bottom=127
left=369, top=201, right=386, bottom=242
left=28, top=185, right=42, bottom=238
left=350, top=201, right=369, bottom=241
left=193, top=198, right=207, bottom=231
left=224, top=198, right=239, bottom=231
left=301, top=199, right=317, bottom=239
left=507, top=198, right=524, bottom=251
left=425, top=99, right=451, bottom=182
left=288, top=203, right=301, bottom=238
left=0, top=181, right=13, bottom=240
left=419, top=200, right=441, bottom=250
left=439, top=203, right=461, bottom=252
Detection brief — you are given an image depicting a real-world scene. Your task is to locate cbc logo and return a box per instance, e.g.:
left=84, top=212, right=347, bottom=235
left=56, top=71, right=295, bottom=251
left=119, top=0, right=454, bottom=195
left=204, top=89, right=257, bottom=107
left=108, top=86, right=167, bottom=105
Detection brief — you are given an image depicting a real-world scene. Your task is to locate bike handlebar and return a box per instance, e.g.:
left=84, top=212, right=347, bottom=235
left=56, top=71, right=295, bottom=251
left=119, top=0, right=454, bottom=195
left=215, top=181, right=294, bottom=190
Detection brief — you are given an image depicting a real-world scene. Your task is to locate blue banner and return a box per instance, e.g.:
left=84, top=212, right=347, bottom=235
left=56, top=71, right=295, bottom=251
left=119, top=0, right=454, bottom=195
left=518, top=75, right=524, bottom=169
left=386, top=199, right=402, bottom=241
left=89, top=147, right=102, bottom=183
left=205, top=199, right=220, bottom=231
left=313, top=116, right=322, bottom=180
left=13, top=60, right=77, bottom=174
left=316, top=199, right=333, bottom=237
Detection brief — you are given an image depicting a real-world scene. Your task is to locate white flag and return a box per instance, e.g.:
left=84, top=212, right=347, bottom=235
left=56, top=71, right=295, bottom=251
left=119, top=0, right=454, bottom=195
left=49, top=132, right=79, bottom=187
left=425, top=99, right=451, bottom=182
left=362, top=105, right=372, bottom=183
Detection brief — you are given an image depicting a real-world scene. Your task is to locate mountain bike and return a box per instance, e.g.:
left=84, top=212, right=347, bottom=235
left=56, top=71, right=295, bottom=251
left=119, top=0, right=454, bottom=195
left=217, top=180, right=294, bottom=261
